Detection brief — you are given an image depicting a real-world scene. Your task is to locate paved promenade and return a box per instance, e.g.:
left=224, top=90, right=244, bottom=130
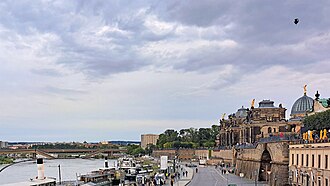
left=165, top=164, right=194, bottom=186
left=187, top=166, right=268, bottom=186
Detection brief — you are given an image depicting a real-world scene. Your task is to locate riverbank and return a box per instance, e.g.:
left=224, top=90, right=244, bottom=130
left=0, top=158, right=111, bottom=184
left=0, top=159, right=34, bottom=172
left=0, top=156, right=13, bottom=165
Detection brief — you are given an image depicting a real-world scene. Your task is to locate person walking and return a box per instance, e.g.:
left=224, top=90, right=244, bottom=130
left=186, top=170, right=188, bottom=177
left=196, top=168, right=198, bottom=173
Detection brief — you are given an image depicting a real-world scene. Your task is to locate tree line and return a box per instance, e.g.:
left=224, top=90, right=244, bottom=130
left=125, top=125, right=219, bottom=156
left=156, top=125, right=219, bottom=149
left=303, top=110, right=330, bottom=131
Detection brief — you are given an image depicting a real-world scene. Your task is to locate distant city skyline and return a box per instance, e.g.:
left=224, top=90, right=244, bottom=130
left=0, top=1, right=330, bottom=141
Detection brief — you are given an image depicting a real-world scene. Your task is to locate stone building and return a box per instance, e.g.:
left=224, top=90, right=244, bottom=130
left=290, top=89, right=330, bottom=121
left=218, top=99, right=288, bottom=148
left=288, top=90, right=330, bottom=186
left=0, top=141, right=8, bottom=148
left=290, top=143, right=330, bottom=186
left=140, top=134, right=159, bottom=149
left=216, top=87, right=325, bottom=186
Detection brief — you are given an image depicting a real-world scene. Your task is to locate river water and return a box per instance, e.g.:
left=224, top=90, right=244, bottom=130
left=0, top=159, right=117, bottom=184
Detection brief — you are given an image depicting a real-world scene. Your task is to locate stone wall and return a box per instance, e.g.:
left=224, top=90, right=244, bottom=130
left=212, top=149, right=234, bottom=164
left=235, top=142, right=290, bottom=186
left=177, top=149, right=195, bottom=160
left=152, top=142, right=289, bottom=186
left=152, top=149, right=176, bottom=159
left=236, top=159, right=260, bottom=180
left=194, top=149, right=209, bottom=159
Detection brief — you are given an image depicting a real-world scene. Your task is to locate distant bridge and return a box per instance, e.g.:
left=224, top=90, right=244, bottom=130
left=0, top=148, right=127, bottom=159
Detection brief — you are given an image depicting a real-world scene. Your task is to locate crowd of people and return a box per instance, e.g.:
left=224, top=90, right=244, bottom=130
left=139, top=165, right=190, bottom=186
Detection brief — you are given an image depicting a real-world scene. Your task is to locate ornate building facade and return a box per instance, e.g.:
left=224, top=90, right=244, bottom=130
left=215, top=86, right=330, bottom=186
left=218, top=99, right=288, bottom=148
left=289, top=89, right=330, bottom=186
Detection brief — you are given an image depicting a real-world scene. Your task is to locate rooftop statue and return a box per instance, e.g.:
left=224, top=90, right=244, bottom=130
left=251, top=99, right=255, bottom=109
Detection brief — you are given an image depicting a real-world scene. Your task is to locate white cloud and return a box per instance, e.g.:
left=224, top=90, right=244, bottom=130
left=0, top=0, right=329, bottom=141
left=144, top=15, right=176, bottom=35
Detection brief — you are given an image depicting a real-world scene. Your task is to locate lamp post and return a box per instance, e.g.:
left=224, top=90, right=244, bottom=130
left=239, top=173, right=244, bottom=186
left=174, top=156, right=177, bottom=174
left=288, top=170, right=292, bottom=185
left=267, top=171, right=272, bottom=186
left=58, top=164, right=62, bottom=184
left=254, top=170, right=258, bottom=186
left=226, top=169, right=229, bottom=186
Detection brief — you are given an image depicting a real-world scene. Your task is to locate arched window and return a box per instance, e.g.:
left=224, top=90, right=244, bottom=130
left=268, top=127, right=272, bottom=134
left=273, top=128, right=276, bottom=133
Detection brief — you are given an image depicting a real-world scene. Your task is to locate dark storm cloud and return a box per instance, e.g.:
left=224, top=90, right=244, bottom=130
left=1, top=0, right=330, bottom=78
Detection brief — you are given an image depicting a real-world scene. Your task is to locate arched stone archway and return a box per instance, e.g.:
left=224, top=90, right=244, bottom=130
left=259, top=149, right=272, bottom=181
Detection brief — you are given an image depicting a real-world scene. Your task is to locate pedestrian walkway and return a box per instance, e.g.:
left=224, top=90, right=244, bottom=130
left=187, top=166, right=268, bottom=186
left=165, top=164, right=194, bottom=186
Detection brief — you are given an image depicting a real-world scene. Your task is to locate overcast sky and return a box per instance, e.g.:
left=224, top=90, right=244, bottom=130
left=1, top=0, right=330, bottom=142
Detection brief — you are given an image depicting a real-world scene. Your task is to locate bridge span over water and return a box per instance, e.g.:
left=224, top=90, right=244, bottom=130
left=0, top=148, right=127, bottom=159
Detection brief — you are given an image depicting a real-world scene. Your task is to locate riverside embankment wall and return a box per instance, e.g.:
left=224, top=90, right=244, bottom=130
left=153, top=141, right=289, bottom=186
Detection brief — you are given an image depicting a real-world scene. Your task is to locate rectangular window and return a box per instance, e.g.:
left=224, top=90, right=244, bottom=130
left=326, top=155, right=328, bottom=169
left=319, top=178, right=322, bottom=186
left=313, top=155, right=315, bottom=167
left=326, top=178, right=329, bottom=186
left=307, top=154, right=309, bottom=167
left=292, top=154, right=294, bottom=165
left=318, top=154, right=321, bottom=168
left=302, top=154, right=304, bottom=166
left=297, top=154, right=299, bottom=165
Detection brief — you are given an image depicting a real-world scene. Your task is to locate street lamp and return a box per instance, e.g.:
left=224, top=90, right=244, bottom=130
left=288, top=170, right=293, bottom=185
left=267, top=171, right=271, bottom=185
left=239, top=173, right=244, bottom=186
left=174, top=156, right=177, bottom=174
left=274, top=175, right=277, bottom=186
left=226, top=169, right=229, bottom=186
left=254, top=170, right=258, bottom=186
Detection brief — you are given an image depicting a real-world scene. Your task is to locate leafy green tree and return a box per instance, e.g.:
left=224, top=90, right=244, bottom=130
left=0, top=156, right=13, bottom=164
left=127, top=144, right=145, bottom=156
left=173, top=141, right=181, bottom=149
left=163, top=142, right=173, bottom=149
left=132, top=147, right=145, bottom=156
left=303, top=110, right=330, bottom=130
left=157, top=125, right=219, bottom=149
left=204, top=141, right=215, bottom=148
left=157, top=129, right=179, bottom=148
left=145, top=144, right=156, bottom=155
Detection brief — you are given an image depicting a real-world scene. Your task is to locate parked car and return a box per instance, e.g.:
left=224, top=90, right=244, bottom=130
left=186, top=163, right=197, bottom=167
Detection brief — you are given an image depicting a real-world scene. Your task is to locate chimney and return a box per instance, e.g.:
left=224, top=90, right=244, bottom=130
left=37, top=158, right=45, bottom=180
left=104, top=157, right=109, bottom=168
